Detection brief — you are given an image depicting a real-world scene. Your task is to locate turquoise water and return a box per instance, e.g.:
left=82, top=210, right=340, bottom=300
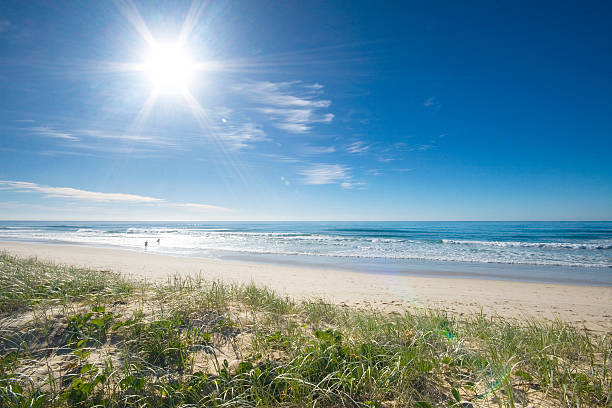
left=1, top=221, right=611, bottom=285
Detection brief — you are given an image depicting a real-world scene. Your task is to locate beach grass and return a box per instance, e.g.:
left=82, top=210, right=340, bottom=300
left=0, top=252, right=610, bottom=407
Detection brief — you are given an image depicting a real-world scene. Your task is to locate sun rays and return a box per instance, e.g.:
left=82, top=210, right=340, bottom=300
left=110, top=0, right=213, bottom=134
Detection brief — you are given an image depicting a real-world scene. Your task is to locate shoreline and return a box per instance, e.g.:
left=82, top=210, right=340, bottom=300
left=3, top=238, right=610, bottom=287
left=220, top=252, right=612, bottom=287
left=1, top=241, right=611, bottom=332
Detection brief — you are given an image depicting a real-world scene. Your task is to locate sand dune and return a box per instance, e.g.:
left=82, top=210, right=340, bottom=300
left=1, top=241, right=610, bottom=332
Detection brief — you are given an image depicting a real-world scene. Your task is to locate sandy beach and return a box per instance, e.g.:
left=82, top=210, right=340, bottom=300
left=2, top=241, right=611, bottom=332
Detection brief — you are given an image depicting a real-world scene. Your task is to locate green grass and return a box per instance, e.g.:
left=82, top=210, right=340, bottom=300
left=0, top=253, right=134, bottom=314
left=0, top=252, right=610, bottom=407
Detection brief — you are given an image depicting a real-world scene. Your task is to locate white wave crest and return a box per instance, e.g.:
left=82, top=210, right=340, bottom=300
left=441, top=239, right=612, bottom=250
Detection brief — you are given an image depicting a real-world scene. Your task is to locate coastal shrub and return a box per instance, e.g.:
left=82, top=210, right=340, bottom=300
left=125, top=311, right=212, bottom=370
left=66, top=306, right=118, bottom=347
left=0, top=254, right=610, bottom=407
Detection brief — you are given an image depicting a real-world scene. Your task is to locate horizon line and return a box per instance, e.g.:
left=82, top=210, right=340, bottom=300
left=1, top=219, right=611, bottom=223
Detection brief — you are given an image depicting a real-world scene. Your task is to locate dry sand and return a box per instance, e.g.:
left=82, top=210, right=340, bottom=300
left=2, top=241, right=611, bottom=332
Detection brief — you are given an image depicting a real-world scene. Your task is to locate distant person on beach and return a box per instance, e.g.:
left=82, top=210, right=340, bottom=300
left=157, top=238, right=160, bottom=244
left=145, top=240, right=148, bottom=249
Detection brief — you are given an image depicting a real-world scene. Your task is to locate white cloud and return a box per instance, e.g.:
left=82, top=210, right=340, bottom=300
left=25, top=125, right=179, bottom=152
left=298, top=163, right=350, bottom=185
left=302, top=144, right=336, bottom=154
left=340, top=181, right=367, bottom=190
left=0, top=180, right=163, bottom=203
left=374, top=141, right=434, bottom=163
left=260, top=153, right=301, bottom=163
left=234, top=81, right=330, bottom=108
left=0, top=179, right=229, bottom=211
left=233, top=81, right=334, bottom=133
left=27, top=126, right=79, bottom=141
left=214, top=122, right=268, bottom=150
left=255, top=107, right=333, bottom=133
left=345, top=140, right=370, bottom=155
left=206, top=108, right=269, bottom=150
left=76, top=129, right=173, bottom=145
left=377, top=156, right=395, bottom=163
left=298, top=163, right=368, bottom=189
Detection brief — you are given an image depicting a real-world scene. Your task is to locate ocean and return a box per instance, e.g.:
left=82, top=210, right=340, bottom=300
left=1, top=221, right=611, bottom=285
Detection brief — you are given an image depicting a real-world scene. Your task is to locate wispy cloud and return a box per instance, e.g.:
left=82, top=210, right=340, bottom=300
left=0, top=179, right=229, bottom=211
left=377, top=156, right=395, bottom=163
left=340, top=181, right=367, bottom=190
left=204, top=107, right=271, bottom=150
left=376, top=141, right=434, bottom=162
left=0, top=180, right=163, bottom=203
left=298, top=162, right=368, bottom=189
left=233, top=81, right=334, bottom=133
left=26, top=125, right=175, bottom=146
left=259, top=153, right=302, bottom=163
left=345, top=140, right=370, bottom=155
left=299, top=163, right=349, bottom=185
left=234, top=81, right=330, bottom=108
left=213, top=122, right=268, bottom=150
left=27, top=126, right=79, bottom=141
left=302, top=144, right=336, bottom=154
left=76, top=129, right=173, bottom=145
left=424, top=96, right=441, bottom=110
left=22, top=124, right=181, bottom=156
left=255, top=107, right=333, bottom=133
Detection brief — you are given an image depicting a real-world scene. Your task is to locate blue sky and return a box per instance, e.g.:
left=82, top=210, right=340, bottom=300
left=1, top=0, right=611, bottom=221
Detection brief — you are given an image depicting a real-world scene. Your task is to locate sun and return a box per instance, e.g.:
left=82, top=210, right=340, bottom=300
left=143, top=43, right=195, bottom=93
